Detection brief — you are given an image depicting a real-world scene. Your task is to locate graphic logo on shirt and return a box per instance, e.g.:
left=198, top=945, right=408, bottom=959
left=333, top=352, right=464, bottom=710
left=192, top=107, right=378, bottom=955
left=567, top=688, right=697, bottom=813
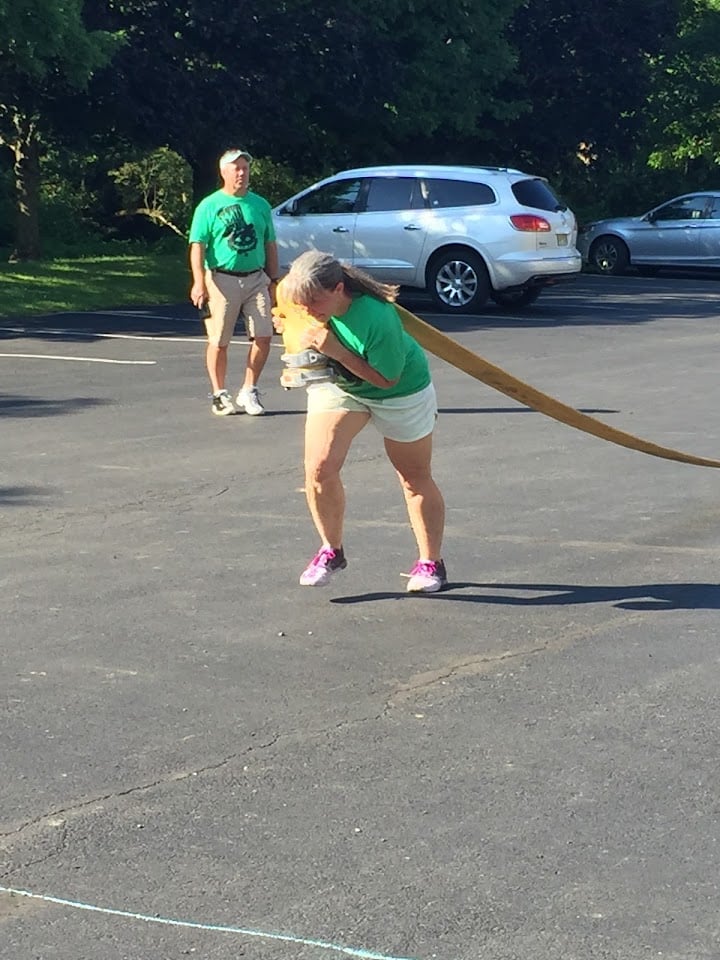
left=217, top=204, right=257, bottom=253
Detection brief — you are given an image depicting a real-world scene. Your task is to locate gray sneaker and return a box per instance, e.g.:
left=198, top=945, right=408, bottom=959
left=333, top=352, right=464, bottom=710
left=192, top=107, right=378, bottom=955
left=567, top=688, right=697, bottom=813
left=211, top=390, right=236, bottom=416
left=236, top=386, right=265, bottom=416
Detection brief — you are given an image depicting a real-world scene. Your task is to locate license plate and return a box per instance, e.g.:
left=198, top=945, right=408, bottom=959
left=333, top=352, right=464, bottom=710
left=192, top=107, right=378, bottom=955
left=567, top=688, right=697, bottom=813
left=557, top=233, right=568, bottom=246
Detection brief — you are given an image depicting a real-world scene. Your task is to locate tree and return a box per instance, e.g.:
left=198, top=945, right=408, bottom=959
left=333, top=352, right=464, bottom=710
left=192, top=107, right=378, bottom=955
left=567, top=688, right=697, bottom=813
left=496, top=0, right=681, bottom=184
left=85, top=0, right=523, bottom=198
left=0, top=0, right=121, bottom=259
left=646, top=0, right=720, bottom=177
left=109, top=147, right=193, bottom=239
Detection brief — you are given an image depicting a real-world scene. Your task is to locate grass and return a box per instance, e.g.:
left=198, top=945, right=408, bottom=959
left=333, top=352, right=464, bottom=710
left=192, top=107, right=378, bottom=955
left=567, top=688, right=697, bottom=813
left=0, top=253, right=189, bottom=319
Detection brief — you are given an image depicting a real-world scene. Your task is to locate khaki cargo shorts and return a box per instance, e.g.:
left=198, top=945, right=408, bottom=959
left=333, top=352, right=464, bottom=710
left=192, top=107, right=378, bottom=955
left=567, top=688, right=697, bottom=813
left=205, top=268, right=273, bottom=346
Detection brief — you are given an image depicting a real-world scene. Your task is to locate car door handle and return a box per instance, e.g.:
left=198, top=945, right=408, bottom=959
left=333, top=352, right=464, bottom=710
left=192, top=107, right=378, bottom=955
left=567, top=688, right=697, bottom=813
left=332, top=226, right=350, bottom=233
left=404, top=224, right=422, bottom=231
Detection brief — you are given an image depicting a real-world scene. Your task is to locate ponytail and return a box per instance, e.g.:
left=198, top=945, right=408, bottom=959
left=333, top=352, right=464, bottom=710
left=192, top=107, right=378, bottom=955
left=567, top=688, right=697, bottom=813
left=282, top=250, right=399, bottom=305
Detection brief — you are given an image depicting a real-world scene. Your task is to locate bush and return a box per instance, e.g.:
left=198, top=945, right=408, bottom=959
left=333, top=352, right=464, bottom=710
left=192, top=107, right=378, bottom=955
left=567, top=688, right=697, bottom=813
left=248, top=157, right=316, bottom=207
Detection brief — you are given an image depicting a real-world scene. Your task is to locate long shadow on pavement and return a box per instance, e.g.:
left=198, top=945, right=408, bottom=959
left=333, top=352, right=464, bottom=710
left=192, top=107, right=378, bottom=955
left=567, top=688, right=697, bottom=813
left=0, top=485, right=56, bottom=505
left=0, top=394, right=113, bottom=417
left=332, top=582, right=720, bottom=611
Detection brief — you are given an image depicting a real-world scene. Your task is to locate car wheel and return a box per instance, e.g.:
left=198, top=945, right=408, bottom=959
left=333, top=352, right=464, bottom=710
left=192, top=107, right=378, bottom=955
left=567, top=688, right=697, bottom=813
left=427, top=248, right=490, bottom=312
left=491, top=287, right=543, bottom=309
left=589, top=235, right=630, bottom=275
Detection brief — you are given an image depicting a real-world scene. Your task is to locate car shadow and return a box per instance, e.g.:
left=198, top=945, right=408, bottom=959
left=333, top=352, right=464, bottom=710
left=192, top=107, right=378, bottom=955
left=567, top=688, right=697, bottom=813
left=0, top=394, right=114, bottom=417
left=0, top=485, right=56, bottom=505
left=4, top=273, right=720, bottom=342
left=399, top=274, right=720, bottom=333
left=0, top=307, right=202, bottom=344
left=331, top=581, right=720, bottom=611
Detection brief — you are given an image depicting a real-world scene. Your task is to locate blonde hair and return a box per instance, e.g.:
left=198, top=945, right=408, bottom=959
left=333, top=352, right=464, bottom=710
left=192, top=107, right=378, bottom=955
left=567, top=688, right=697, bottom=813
left=281, top=250, right=399, bottom=306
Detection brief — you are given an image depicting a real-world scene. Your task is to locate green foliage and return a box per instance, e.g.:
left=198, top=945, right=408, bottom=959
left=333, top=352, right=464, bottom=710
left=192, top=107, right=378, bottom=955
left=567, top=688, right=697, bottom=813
left=106, top=147, right=312, bottom=236
left=33, top=147, right=105, bottom=255
left=7, top=0, right=720, bottom=258
left=0, top=0, right=124, bottom=260
left=0, top=0, right=122, bottom=89
left=248, top=158, right=315, bottom=208
left=86, top=0, right=522, bottom=177
left=109, top=147, right=193, bottom=237
left=558, top=157, right=702, bottom=224
left=39, top=183, right=105, bottom=256
left=646, top=0, right=720, bottom=172
left=499, top=0, right=681, bottom=176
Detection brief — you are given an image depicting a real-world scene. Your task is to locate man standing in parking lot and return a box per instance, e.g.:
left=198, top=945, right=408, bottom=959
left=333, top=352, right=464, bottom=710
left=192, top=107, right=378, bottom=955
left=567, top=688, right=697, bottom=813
left=189, top=148, right=281, bottom=416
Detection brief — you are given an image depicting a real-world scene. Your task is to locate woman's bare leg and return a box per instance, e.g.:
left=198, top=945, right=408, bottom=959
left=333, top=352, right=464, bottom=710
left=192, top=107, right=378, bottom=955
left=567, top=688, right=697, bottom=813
left=304, top=410, right=370, bottom=547
left=384, top=433, right=445, bottom=559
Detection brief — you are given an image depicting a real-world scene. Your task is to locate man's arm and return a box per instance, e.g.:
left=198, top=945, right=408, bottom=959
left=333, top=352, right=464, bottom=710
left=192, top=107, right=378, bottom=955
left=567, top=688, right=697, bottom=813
left=264, top=240, right=280, bottom=280
left=189, top=242, right=208, bottom=307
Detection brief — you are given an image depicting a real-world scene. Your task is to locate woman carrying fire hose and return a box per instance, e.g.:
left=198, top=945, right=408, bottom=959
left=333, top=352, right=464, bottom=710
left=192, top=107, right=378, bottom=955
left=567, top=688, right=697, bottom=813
left=273, top=250, right=447, bottom=592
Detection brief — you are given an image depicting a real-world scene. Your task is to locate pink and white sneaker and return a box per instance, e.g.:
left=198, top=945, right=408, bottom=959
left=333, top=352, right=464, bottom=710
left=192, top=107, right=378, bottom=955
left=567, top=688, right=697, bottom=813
left=404, top=559, right=448, bottom=593
left=299, top=546, right=347, bottom=586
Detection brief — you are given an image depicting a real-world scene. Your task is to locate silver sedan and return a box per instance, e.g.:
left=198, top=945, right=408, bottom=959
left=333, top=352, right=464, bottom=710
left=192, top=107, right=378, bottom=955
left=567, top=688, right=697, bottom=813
left=577, top=192, right=720, bottom=275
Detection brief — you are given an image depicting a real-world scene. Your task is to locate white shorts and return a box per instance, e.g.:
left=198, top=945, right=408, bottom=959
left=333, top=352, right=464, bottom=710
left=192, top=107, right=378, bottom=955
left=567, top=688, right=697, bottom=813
left=306, top=382, right=438, bottom=443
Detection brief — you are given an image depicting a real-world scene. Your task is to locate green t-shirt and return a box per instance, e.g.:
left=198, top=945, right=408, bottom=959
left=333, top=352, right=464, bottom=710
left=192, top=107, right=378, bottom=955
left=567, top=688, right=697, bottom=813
left=188, top=190, right=276, bottom=272
left=329, top=295, right=431, bottom=400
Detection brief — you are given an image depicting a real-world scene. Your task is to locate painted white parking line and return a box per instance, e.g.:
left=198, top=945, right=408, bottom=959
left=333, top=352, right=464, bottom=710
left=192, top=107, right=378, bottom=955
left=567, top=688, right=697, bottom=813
left=0, top=325, right=282, bottom=345
left=1, top=325, right=203, bottom=343
left=0, top=353, right=155, bottom=365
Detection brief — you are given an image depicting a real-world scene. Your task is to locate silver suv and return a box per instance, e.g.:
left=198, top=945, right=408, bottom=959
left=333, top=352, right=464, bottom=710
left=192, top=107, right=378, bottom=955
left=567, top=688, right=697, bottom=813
left=272, top=164, right=581, bottom=312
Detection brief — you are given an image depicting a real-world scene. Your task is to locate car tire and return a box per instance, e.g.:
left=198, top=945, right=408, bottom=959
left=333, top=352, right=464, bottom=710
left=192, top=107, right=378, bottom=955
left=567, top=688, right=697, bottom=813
left=491, top=287, right=543, bottom=309
left=427, top=248, right=490, bottom=312
left=588, top=235, right=630, bottom=275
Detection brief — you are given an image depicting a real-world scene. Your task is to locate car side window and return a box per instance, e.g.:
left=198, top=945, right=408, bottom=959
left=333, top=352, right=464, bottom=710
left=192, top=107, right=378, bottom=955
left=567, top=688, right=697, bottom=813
left=705, top=197, right=720, bottom=219
left=290, top=179, right=363, bottom=216
left=423, top=178, right=495, bottom=209
left=654, top=196, right=708, bottom=221
left=361, top=177, right=424, bottom=212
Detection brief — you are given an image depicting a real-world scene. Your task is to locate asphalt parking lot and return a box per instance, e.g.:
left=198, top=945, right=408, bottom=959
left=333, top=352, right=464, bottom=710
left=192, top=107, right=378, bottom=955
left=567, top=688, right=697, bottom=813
left=2, top=273, right=720, bottom=960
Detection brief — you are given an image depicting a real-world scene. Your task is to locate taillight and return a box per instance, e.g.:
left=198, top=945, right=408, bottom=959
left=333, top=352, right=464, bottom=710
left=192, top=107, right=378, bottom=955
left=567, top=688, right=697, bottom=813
left=510, top=214, right=552, bottom=232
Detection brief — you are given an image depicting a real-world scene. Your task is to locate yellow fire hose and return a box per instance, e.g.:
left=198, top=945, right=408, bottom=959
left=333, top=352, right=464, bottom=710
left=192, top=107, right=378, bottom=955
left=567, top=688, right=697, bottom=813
left=394, top=305, right=720, bottom=469
left=274, top=283, right=720, bottom=468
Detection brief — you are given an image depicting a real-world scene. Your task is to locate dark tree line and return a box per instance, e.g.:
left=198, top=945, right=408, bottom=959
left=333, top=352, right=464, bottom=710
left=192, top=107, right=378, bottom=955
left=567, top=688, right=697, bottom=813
left=3, top=0, right=719, bottom=260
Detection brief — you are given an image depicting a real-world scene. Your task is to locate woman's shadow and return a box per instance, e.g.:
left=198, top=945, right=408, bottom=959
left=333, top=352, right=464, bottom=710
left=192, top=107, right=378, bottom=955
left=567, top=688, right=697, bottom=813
left=331, top=581, right=720, bottom=611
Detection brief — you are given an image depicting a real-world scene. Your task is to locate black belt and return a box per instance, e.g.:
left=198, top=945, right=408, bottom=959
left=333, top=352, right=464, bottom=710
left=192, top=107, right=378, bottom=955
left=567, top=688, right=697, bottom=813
left=213, top=267, right=261, bottom=277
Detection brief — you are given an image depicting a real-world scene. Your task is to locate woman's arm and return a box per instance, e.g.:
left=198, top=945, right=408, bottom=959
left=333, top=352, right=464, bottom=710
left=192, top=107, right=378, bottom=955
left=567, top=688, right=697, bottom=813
left=300, top=326, right=399, bottom=389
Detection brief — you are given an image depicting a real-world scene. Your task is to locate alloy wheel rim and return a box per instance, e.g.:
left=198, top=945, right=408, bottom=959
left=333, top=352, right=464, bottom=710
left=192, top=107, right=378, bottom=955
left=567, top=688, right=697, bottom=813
left=595, top=242, right=618, bottom=272
left=436, top=260, right=478, bottom=307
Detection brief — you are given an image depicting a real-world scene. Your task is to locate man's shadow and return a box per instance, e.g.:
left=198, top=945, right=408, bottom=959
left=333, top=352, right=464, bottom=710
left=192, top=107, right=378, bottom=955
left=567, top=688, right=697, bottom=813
left=331, top=582, right=720, bottom=611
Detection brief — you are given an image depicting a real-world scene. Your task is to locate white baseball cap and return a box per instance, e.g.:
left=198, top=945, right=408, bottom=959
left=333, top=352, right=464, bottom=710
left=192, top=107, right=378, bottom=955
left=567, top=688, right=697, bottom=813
left=219, top=148, right=253, bottom=169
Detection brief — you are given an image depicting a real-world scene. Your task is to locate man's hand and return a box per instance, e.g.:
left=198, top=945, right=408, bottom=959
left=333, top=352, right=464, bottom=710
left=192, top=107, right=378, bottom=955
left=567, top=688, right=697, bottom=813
left=190, top=281, right=208, bottom=308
